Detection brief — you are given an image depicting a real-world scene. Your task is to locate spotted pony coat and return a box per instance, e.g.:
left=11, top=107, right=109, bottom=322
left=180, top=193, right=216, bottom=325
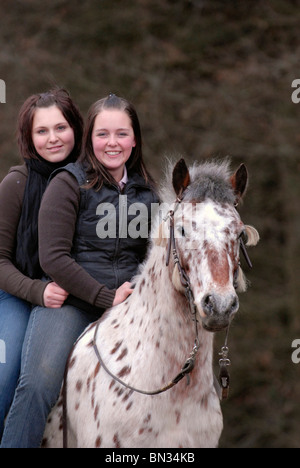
left=42, top=159, right=259, bottom=448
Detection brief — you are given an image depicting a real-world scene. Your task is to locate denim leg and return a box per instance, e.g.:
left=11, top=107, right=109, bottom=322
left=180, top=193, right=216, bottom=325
left=0, top=304, right=94, bottom=448
left=0, top=291, right=31, bottom=440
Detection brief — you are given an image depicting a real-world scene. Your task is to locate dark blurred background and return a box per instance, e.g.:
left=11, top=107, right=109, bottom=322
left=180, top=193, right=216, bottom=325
left=0, top=0, right=300, bottom=448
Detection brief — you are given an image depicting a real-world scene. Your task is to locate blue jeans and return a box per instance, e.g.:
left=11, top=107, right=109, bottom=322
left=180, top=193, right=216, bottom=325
left=0, top=304, right=95, bottom=448
left=0, top=291, right=31, bottom=440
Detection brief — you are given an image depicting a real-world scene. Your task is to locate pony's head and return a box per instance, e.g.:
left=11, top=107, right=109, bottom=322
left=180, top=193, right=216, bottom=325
left=156, top=159, right=259, bottom=332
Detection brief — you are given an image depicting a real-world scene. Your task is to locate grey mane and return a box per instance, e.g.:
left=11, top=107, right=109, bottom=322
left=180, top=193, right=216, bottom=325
left=185, top=159, right=235, bottom=204
left=160, top=158, right=236, bottom=205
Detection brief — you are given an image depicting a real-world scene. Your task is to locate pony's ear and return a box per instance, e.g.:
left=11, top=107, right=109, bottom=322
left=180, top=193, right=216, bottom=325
left=172, top=159, right=190, bottom=197
left=230, top=163, right=248, bottom=202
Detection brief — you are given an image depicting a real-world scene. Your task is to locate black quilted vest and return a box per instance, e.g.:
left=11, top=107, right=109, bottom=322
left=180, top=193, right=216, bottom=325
left=60, top=162, right=158, bottom=290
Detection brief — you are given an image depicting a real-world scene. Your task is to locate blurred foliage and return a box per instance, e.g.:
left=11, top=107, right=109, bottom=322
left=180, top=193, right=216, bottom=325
left=1, top=0, right=300, bottom=448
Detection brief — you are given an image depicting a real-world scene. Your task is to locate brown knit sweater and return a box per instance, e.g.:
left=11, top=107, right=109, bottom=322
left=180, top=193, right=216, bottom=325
left=0, top=165, right=48, bottom=305
left=0, top=165, right=115, bottom=310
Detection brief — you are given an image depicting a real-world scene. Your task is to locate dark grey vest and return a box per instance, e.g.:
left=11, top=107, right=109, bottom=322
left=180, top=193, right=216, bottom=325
left=61, top=163, right=158, bottom=290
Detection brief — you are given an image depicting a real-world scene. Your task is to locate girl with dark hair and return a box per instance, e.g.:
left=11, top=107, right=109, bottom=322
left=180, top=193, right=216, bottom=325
left=0, top=88, right=83, bottom=441
left=81, top=93, right=155, bottom=190
left=0, top=94, right=159, bottom=448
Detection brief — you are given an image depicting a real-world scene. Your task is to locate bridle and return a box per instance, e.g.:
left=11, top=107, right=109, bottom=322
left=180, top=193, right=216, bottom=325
left=164, top=194, right=253, bottom=399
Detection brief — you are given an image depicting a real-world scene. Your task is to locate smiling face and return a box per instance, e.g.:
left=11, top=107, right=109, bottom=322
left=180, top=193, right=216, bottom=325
left=92, top=109, right=136, bottom=182
left=31, top=105, right=75, bottom=163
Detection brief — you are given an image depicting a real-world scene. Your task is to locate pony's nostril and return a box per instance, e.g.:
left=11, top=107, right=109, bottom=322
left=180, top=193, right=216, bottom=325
left=201, top=294, right=239, bottom=317
left=202, top=295, right=214, bottom=315
left=204, top=295, right=212, bottom=305
left=230, top=296, right=239, bottom=314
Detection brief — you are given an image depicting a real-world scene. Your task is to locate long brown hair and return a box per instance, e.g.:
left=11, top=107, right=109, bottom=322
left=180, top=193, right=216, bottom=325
left=81, top=94, right=155, bottom=190
left=17, top=87, right=83, bottom=161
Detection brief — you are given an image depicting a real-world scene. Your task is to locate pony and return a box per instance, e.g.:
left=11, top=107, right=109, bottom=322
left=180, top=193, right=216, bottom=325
left=42, top=158, right=259, bottom=448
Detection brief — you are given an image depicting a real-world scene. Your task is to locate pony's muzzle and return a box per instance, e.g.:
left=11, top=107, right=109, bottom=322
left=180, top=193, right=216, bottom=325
left=200, top=292, right=239, bottom=331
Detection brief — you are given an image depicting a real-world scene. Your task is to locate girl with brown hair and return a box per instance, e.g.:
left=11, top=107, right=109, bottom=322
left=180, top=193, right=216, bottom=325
left=0, top=88, right=83, bottom=441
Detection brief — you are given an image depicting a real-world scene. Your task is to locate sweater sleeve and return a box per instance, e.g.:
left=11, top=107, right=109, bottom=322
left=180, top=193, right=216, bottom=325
left=0, top=168, right=48, bottom=305
left=38, top=171, right=116, bottom=309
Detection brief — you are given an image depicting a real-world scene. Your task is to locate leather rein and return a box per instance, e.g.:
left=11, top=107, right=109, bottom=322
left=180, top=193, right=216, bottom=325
left=91, top=195, right=238, bottom=397
left=92, top=198, right=201, bottom=396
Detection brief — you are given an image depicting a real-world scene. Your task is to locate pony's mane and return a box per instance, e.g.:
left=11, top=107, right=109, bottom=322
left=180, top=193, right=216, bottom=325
left=160, top=158, right=235, bottom=205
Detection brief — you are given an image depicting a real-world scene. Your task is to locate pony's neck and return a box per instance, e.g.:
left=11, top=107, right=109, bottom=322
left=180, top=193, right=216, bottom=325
left=135, top=243, right=187, bottom=318
left=129, top=244, right=215, bottom=398
left=132, top=244, right=214, bottom=373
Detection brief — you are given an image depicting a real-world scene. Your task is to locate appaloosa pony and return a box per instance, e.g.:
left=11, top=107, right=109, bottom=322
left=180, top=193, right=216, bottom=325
left=42, top=159, right=259, bottom=448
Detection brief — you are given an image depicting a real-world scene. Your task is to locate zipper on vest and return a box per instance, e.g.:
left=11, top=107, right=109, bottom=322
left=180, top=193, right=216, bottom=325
left=112, top=187, right=126, bottom=288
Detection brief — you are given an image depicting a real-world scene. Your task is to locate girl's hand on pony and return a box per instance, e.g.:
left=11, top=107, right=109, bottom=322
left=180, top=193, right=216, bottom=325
left=113, top=281, right=134, bottom=306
